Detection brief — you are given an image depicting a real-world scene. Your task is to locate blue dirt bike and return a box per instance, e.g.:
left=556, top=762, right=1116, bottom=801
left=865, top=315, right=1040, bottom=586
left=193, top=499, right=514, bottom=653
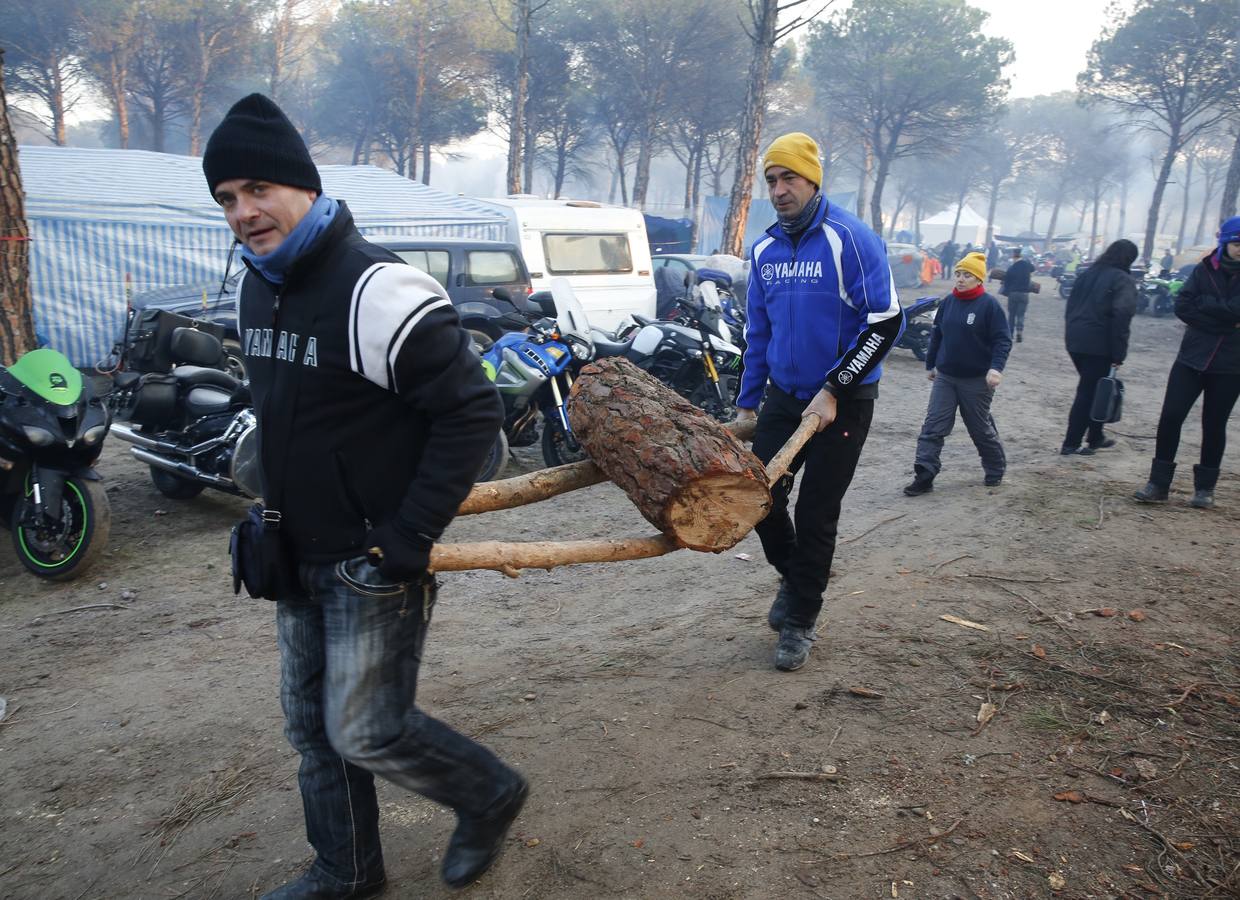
left=481, top=279, right=595, bottom=468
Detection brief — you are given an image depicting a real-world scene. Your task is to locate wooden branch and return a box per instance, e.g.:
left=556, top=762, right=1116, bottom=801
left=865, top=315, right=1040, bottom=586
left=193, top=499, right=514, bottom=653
left=765, top=414, right=819, bottom=484
left=430, top=534, right=679, bottom=577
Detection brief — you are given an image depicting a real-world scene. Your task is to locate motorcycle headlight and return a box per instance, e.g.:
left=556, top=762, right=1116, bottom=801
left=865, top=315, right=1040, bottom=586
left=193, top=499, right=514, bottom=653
left=21, top=425, right=55, bottom=447
left=83, top=424, right=108, bottom=445
left=570, top=340, right=591, bottom=361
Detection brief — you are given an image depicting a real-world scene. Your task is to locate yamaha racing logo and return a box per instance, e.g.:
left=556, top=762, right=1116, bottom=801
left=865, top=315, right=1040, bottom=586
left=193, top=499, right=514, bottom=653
left=762, top=260, right=824, bottom=282
left=837, top=370, right=853, bottom=385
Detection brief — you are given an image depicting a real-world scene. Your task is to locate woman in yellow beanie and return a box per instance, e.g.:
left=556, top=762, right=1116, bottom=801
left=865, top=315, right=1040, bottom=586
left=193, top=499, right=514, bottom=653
left=904, top=251, right=1013, bottom=495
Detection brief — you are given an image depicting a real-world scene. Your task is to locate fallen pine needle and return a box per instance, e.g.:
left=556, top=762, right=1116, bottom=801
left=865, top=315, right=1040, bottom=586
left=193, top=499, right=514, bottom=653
left=837, top=818, right=965, bottom=859
left=939, top=614, right=991, bottom=632
left=755, top=771, right=842, bottom=782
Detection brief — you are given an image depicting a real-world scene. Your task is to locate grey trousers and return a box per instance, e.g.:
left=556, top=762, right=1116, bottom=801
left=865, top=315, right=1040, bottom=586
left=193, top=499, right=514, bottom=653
left=915, top=372, right=1006, bottom=478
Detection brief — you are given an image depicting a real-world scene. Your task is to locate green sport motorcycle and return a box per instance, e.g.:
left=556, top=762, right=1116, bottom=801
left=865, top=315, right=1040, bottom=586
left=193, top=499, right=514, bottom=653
left=0, top=349, right=112, bottom=580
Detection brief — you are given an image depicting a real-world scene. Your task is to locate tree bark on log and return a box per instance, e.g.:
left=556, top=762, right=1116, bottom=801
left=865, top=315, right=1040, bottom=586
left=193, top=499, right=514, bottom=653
left=457, top=417, right=757, bottom=516
left=0, top=50, right=37, bottom=365
left=566, top=357, right=770, bottom=552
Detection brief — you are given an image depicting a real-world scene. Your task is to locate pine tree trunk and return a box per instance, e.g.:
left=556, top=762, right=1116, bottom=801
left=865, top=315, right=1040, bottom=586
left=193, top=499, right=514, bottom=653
left=720, top=0, right=778, bottom=257
left=1144, top=137, right=1180, bottom=264
left=506, top=0, right=529, bottom=194
left=0, top=52, right=37, bottom=364
left=1176, top=152, right=1194, bottom=253
left=567, top=357, right=771, bottom=552
left=855, top=146, right=871, bottom=218
left=422, top=142, right=431, bottom=185
left=1221, top=128, right=1240, bottom=222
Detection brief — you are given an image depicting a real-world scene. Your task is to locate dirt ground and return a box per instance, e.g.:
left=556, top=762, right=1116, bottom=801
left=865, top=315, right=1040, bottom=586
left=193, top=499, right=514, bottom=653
left=1, top=275, right=1237, bottom=900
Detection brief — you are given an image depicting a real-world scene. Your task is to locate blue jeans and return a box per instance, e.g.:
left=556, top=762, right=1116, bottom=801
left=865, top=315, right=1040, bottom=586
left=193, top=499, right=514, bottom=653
left=277, top=557, right=519, bottom=891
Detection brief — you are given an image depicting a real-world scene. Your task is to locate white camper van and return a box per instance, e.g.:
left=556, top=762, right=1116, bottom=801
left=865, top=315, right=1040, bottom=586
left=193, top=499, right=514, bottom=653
left=479, top=197, right=656, bottom=331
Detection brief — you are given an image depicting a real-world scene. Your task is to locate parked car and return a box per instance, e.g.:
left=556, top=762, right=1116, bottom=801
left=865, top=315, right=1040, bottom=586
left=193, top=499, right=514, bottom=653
left=128, top=238, right=533, bottom=374
left=886, top=243, right=928, bottom=289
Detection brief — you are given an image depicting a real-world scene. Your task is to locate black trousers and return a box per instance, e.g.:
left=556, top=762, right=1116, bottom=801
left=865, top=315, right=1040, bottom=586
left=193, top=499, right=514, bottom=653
left=1007, top=293, right=1029, bottom=332
left=1154, top=361, right=1240, bottom=469
left=1064, top=352, right=1112, bottom=449
left=751, top=385, right=874, bottom=629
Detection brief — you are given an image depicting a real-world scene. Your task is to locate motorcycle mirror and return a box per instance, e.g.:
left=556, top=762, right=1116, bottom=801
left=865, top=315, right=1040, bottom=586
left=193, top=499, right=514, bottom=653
left=492, top=287, right=513, bottom=303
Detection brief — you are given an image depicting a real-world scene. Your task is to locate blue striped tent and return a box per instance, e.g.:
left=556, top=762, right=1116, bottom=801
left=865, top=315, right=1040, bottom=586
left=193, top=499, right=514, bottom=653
left=18, top=146, right=507, bottom=366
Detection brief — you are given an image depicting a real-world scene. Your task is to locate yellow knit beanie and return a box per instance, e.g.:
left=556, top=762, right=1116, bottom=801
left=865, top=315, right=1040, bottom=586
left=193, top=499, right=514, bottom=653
left=762, top=133, right=823, bottom=187
left=955, top=252, right=987, bottom=283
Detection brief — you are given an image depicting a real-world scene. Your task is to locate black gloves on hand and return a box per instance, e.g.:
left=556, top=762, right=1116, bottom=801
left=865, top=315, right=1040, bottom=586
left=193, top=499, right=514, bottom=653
left=365, top=520, right=434, bottom=583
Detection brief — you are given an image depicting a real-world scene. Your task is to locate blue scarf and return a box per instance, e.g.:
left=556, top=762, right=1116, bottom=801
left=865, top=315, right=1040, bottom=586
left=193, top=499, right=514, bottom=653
left=241, top=195, right=340, bottom=284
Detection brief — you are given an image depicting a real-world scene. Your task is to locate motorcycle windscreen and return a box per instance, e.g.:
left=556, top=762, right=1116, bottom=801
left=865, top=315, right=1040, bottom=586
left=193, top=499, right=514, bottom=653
left=549, top=277, right=594, bottom=347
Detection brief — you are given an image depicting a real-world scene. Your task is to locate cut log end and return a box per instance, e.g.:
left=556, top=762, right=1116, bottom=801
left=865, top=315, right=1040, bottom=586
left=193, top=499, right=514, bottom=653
left=665, top=472, right=771, bottom=552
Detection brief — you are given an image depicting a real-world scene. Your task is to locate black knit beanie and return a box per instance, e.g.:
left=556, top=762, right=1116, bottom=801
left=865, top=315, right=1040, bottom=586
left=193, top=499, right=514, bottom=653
left=202, top=93, right=321, bottom=197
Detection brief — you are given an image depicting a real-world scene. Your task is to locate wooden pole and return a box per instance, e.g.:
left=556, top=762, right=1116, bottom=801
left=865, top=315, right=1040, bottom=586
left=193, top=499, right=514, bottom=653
left=430, top=534, right=679, bottom=578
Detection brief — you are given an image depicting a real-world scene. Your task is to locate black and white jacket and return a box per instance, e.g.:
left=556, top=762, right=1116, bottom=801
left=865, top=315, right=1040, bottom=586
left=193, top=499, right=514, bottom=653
left=237, top=202, right=503, bottom=562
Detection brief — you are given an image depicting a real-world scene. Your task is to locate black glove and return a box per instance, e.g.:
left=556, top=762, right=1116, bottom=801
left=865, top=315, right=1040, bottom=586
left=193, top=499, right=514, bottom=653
left=365, top=519, right=433, bottom=583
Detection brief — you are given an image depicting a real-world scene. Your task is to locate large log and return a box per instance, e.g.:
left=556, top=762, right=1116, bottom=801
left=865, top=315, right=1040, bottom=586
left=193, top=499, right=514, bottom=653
left=566, top=357, right=770, bottom=552
left=457, top=416, right=758, bottom=516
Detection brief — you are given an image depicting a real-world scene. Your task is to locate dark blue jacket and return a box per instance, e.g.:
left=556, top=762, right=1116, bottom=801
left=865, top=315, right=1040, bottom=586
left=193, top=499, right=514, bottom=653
left=739, top=200, right=904, bottom=408
left=926, top=291, right=1012, bottom=378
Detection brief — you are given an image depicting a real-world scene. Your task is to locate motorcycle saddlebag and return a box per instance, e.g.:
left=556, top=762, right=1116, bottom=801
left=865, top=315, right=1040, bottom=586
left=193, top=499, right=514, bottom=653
left=125, top=308, right=225, bottom=374
left=126, top=373, right=178, bottom=426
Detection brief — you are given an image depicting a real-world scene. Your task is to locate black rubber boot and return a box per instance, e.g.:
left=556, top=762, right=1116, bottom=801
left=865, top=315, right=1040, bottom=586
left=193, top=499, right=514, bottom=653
left=1190, top=465, right=1219, bottom=509
left=903, top=466, right=935, bottom=497
left=1133, top=459, right=1176, bottom=503
left=442, top=777, right=528, bottom=888
left=767, top=579, right=795, bottom=632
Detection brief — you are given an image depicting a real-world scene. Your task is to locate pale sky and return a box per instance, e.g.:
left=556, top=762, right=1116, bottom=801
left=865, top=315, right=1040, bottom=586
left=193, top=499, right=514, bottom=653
left=970, top=0, right=1122, bottom=98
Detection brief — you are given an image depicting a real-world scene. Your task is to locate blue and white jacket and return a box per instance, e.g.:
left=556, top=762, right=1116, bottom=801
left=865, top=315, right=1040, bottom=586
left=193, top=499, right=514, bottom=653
left=739, top=200, right=904, bottom=409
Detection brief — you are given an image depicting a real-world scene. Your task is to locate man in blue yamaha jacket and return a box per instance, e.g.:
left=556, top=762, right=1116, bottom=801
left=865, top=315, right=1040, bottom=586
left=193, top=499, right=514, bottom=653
left=736, top=132, right=904, bottom=672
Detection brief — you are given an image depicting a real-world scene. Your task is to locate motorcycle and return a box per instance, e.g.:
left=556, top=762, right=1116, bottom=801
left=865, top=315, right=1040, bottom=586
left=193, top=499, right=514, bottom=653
left=112, top=323, right=510, bottom=497
left=896, top=296, right=941, bottom=361
left=481, top=279, right=595, bottom=468
left=0, top=348, right=112, bottom=580
left=110, top=325, right=261, bottom=501
left=594, top=274, right=745, bottom=422
left=1137, top=271, right=1181, bottom=317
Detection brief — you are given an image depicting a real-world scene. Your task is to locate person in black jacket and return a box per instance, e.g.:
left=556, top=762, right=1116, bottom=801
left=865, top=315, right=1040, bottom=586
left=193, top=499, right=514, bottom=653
left=905, top=252, right=1012, bottom=495
left=1135, top=217, right=1240, bottom=508
left=1000, top=248, right=1035, bottom=342
left=1061, top=239, right=1138, bottom=455
left=203, top=95, right=525, bottom=899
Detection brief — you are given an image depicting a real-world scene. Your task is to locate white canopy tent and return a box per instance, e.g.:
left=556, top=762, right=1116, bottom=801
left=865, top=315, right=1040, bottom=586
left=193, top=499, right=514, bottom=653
left=919, top=204, right=991, bottom=248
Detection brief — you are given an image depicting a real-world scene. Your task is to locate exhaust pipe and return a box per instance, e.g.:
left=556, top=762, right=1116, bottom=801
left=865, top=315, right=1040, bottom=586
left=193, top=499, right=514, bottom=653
left=110, top=422, right=162, bottom=451
left=111, top=422, right=229, bottom=457
left=130, top=447, right=237, bottom=491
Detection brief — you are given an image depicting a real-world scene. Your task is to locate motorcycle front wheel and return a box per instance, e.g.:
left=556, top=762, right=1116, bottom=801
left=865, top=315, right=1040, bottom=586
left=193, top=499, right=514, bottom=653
left=477, top=430, right=509, bottom=483
left=11, top=476, right=111, bottom=581
left=541, top=417, right=588, bottom=467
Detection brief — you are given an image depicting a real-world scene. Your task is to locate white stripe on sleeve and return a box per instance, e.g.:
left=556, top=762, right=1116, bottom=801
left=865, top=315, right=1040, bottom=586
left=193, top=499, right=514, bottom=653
left=349, top=263, right=453, bottom=391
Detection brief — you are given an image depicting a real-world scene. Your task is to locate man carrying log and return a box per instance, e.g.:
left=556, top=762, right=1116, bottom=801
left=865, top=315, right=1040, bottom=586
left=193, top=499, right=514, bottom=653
left=203, top=94, right=526, bottom=898
left=736, top=132, right=904, bottom=672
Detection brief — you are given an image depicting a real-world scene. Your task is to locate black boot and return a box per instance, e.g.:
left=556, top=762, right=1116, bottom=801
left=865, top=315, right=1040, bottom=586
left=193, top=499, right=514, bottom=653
left=767, top=578, right=795, bottom=632
left=1133, top=459, right=1176, bottom=503
left=903, top=465, right=935, bottom=496
left=1190, top=465, right=1219, bottom=509
left=774, top=623, right=817, bottom=672
left=261, top=869, right=386, bottom=900
left=442, top=777, right=528, bottom=888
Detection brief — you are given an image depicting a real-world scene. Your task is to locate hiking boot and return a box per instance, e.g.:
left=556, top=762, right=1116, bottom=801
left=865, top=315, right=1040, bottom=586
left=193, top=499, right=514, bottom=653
left=984, top=474, right=1003, bottom=487
left=1133, top=459, right=1175, bottom=503
left=903, top=466, right=935, bottom=496
left=774, top=624, right=817, bottom=672
left=442, top=776, right=528, bottom=888
left=1088, top=438, right=1117, bottom=451
left=1059, top=445, right=1081, bottom=456
left=261, top=870, right=386, bottom=900
left=1190, top=465, right=1219, bottom=509
left=768, top=579, right=795, bottom=632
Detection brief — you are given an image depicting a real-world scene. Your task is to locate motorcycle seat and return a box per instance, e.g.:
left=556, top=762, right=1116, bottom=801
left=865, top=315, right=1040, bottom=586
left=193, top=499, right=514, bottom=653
left=171, top=365, right=241, bottom=392
left=185, top=385, right=233, bottom=418
left=592, top=334, right=634, bottom=359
